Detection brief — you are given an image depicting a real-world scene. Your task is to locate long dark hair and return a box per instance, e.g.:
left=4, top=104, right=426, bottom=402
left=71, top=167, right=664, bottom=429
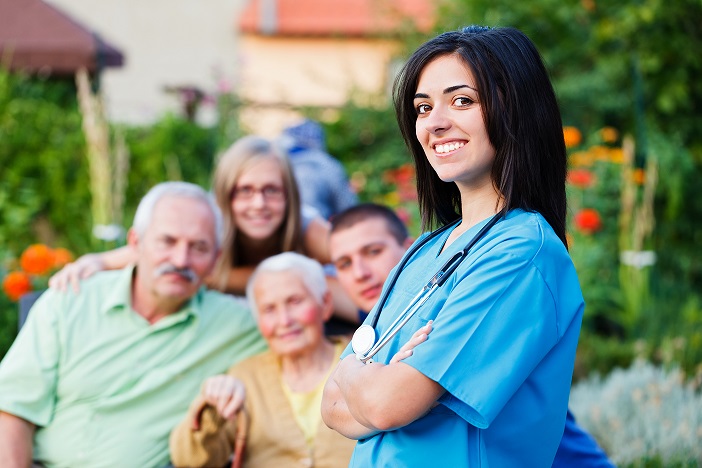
left=393, top=26, right=568, bottom=247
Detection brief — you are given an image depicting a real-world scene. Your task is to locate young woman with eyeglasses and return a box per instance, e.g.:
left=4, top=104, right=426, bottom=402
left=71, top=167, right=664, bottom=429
left=49, top=136, right=350, bottom=305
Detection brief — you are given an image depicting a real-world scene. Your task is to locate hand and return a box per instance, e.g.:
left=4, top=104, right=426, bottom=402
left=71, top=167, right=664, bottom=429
left=389, top=321, right=433, bottom=364
left=200, top=375, right=246, bottom=421
left=48, top=253, right=106, bottom=293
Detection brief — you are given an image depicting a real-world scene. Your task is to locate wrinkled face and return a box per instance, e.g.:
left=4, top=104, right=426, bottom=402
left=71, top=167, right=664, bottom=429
left=131, top=196, right=219, bottom=306
left=330, top=218, right=408, bottom=313
left=253, top=270, right=331, bottom=357
left=414, top=54, right=496, bottom=193
left=230, top=157, right=287, bottom=242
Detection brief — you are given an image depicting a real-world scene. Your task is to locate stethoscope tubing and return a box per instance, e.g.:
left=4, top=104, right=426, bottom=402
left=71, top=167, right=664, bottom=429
left=355, top=212, right=504, bottom=363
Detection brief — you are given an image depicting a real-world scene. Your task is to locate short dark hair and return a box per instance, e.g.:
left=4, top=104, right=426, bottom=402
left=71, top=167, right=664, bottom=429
left=330, top=203, right=408, bottom=245
left=393, top=25, right=568, bottom=247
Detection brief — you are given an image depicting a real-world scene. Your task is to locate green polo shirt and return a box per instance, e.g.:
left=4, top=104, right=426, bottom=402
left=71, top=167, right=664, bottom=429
left=0, top=266, right=266, bottom=468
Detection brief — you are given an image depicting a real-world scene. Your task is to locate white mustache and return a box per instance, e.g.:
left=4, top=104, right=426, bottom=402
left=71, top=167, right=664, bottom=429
left=154, top=263, right=199, bottom=283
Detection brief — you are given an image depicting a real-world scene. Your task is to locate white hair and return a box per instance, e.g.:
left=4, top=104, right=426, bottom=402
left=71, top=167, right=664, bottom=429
left=246, top=252, right=328, bottom=317
left=132, top=181, right=223, bottom=248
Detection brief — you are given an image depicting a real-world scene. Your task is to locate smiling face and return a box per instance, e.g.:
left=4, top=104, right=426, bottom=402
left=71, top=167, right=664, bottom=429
left=414, top=54, right=496, bottom=195
left=330, top=217, right=409, bottom=313
left=252, top=270, right=332, bottom=357
left=230, top=157, right=287, bottom=242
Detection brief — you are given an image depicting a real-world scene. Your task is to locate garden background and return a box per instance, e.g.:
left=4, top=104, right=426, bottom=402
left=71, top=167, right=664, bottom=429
left=1, top=0, right=701, bottom=465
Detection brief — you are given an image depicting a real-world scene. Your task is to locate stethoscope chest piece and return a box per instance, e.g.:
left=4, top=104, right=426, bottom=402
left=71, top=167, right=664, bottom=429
left=351, top=324, right=377, bottom=358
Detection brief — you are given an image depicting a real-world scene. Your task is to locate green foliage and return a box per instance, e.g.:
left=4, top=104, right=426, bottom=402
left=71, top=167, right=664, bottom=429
left=121, top=115, right=217, bottom=224
left=0, top=68, right=91, bottom=255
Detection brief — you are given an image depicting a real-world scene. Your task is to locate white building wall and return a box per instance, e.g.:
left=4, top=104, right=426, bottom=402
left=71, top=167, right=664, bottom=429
left=45, top=0, right=247, bottom=125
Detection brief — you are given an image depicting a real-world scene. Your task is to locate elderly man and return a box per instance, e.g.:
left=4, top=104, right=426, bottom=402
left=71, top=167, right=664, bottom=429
left=328, top=203, right=615, bottom=468
left=0, top=182, right=265, bottom=468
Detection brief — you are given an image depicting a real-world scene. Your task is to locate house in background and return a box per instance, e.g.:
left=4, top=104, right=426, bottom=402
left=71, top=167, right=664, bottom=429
left=236, top=0, right=434, bottom=135
left=33, top=0, right=433, bottom=133
left=43, top=0, right=247, bottom=125
left=0, top=0, right=123, bottom=76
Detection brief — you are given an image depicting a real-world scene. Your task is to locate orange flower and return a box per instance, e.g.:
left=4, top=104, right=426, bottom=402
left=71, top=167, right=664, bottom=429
left=632, top=168, right=646, bottom=185
left=569, top=151, right=594, bottom=167
left=52, top=247, right=74, bottom=268
left=3, top=271, right=32, bottom=301
left=567, top=169, right=595, bottom=188
left=574, top=208, right=602, bottom=234
left=20, top=244, right=55, bottom=275
left=600, top=127, right=619, bottom=143
left=563, top=127, right=582, bottom=148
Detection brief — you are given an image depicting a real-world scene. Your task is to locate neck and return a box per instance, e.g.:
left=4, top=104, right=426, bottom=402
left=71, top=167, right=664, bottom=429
left=131, top=277, right=184, bottom=325
left=280, top=339, right=335, bottom=392
left=457, top=182, right=503, bottom=229
left=441, top=184, right=502, bottom=252
left=237, top=232, right=281, bottom=265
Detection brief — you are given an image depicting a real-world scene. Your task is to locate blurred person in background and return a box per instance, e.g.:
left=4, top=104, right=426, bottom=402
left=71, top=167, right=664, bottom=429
left=0, top=182, right=265, bottom=467
left=280, top=118, right=358, bottom=221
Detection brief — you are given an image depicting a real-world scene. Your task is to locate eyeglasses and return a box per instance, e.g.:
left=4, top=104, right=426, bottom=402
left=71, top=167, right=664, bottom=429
left=231, top=184, right=286, bottom=201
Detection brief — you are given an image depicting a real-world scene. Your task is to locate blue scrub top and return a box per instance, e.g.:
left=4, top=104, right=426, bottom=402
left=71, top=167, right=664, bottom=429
left=343, top=209, right=585, bottom=467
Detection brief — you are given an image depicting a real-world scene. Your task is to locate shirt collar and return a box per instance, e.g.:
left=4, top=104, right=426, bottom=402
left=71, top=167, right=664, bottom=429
left=100, top=265, right=204, bottom=321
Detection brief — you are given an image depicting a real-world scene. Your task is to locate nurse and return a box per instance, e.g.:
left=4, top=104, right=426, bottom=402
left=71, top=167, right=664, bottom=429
left=321, top=25, right=585, bottom=466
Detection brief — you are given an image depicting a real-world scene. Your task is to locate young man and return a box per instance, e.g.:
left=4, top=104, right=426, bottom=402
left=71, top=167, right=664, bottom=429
left=328, top=203, right=615, bottom=467
left=0, top=182, right=266, bottom=467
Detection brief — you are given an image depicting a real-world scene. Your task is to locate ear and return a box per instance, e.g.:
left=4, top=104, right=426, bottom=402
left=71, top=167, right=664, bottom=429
left=320, top=291, right=334, bottom=323
left=127, top=228, right=140, bottom=250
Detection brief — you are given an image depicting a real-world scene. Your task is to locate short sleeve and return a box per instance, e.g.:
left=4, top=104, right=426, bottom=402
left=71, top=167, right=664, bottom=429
left=403, top=242, right=560, bottom=429
left=0, top=290, right=63, bottom=426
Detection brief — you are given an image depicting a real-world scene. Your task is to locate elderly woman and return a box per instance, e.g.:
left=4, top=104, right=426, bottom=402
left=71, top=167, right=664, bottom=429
left=169, top=252, right=355, bottom=467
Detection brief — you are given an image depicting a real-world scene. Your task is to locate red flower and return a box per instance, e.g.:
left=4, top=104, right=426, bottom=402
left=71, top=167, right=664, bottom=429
left=3, top=271, right=32, bottom=301
left=20, top=244, right=55, bottom=275
left=574, top=208, right=602, bottom=234
left=567, top=169, right=595, bottom=188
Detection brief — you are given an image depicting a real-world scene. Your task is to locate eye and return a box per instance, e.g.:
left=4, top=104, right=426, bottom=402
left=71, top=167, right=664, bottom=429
left=234, top=186, right=255, bottom=198
left=262, top=185, right=284, bottom=198
left=192, top=242, right=211, bottom=254
left=367, top=246, right=384, bottom=257
left=453, top=96, right=474, bottom=107
left=415, top=103, right=432, bottom=115
left=334, top=258, right=351, bottom=271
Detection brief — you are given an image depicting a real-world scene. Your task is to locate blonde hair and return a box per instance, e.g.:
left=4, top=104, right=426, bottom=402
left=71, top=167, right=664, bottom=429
left=211, top=136, right=303, bottom=291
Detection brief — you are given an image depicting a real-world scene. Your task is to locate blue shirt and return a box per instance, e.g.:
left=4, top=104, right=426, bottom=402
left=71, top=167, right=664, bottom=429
left=343, top=210, right=585, bottom=467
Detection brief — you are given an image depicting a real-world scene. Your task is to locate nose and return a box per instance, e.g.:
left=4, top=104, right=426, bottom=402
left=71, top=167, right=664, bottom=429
left=170, top=242, right=190, bottom=268
left=352, top=258, right=372, bottom=281
left=250, top=191, right=267, bottom=208
left=277, top=307, right=294, bottom=327
left=423, top=105, right=451, bottom=135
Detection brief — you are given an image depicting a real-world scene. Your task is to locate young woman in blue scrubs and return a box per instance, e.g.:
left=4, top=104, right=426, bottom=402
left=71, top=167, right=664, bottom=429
left=322, top=26, right=586, bottom=466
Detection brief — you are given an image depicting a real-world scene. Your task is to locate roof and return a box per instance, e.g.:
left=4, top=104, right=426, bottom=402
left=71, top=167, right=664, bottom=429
left=238, top=0, right=434, bottom=37
left=0, top=0, right=123, bottom=75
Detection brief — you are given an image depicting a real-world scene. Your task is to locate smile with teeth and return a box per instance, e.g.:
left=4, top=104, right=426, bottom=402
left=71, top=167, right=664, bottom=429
left=434, top=141, right=465, bottom=154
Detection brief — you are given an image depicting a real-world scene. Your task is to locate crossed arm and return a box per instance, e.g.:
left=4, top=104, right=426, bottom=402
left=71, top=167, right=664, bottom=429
left=0, top=412, right=35, bottom=468
left=321, top=322, right=445, bottom=439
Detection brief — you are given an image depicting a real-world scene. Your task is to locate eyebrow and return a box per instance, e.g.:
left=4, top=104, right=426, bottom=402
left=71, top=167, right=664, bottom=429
left=414, top=84, right=477, bottom=99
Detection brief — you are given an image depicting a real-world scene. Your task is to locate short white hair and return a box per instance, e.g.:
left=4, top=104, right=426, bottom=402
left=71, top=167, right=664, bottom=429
left=132, top=181, right=223, bottom=248
left=246, top=252, right=328, bottom=317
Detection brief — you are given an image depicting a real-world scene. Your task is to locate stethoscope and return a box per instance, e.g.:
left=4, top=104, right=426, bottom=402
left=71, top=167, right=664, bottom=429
left=351, top=212, right=503, bottom=363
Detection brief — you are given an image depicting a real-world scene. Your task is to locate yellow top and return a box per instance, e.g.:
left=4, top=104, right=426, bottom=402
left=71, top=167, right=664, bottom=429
left=281, top=342, right=343, bottom=447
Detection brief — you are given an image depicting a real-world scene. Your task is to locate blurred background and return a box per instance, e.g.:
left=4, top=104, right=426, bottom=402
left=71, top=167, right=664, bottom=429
left=1, top=0, right=701, bottom=464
